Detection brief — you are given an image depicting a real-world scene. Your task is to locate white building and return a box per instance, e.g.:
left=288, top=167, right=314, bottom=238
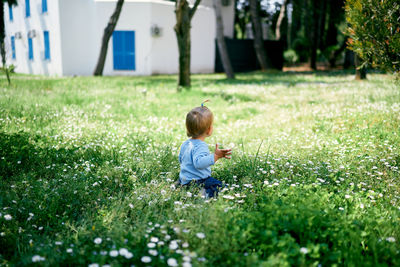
left=3, top=0, right=234, bottom=76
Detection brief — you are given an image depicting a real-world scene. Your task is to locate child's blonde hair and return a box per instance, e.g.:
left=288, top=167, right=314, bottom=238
left=186, top=105, right=213, bottom=138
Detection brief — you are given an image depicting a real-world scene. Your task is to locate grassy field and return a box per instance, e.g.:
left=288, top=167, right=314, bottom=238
left=0, top=71, right=399, bottom=266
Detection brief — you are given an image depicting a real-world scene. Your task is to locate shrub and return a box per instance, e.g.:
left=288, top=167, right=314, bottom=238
left=345, top=0, right=400, bottom=74
left=284, top=49, right=299, bottom=65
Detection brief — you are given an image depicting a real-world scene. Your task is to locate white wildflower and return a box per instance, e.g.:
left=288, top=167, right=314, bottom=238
left=300, top=247, right=308, bottom=254
left=148, top=249, right=158, bottom=256
left=196, top=233, right=205, bottom=239
left=141, top=256, right=151, bottom=263
left=386, top=237, right=396, bottom=242
left=109, top=250, right=118, bottom=257
left=147, top=242, right=156, bottom=248
left=167, top=258, right=178, bottom=266
left=32, top=255, right=45, bottom=262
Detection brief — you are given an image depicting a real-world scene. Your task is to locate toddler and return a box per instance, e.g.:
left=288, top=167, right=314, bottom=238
left=178, top=101, right=231, bottom=197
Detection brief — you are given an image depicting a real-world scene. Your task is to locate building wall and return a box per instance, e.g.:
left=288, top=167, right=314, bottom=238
left=99, top=0, right=153, bottom=76
left=4, top=0, right=226, bottom=76
left=195, top=0, right=235, bottom=38
left=149, top=1, right=216, bottom=75
left=58, top=0, right=97, bottom=76
left=3, top=0, right=64, bottom=75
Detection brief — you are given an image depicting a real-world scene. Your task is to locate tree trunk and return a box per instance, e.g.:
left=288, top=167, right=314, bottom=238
left=249, top=0, right=268, bottom=70
left=176, top=26, right=191, bottom=87
left=355, top=54, right=367, bottom=80
left=309, top=0, right=320, bottom=70
left=329, top=39, right=346, bottom=68
left=0, top=3, right=11, bottom=85
left=275, top=0, right=288, bottom=41
left=286, top=1, right=292, bottom=48
left=214, top=0, right=234, bottom=79
left=343, top=49, right=354, bottom=69
left=174, top=0, right=201, bottom=89
left=93, top=0, right=124, bottom=76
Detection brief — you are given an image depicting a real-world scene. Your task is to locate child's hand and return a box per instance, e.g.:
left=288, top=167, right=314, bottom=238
left=214, top=143, right=232, bottom=162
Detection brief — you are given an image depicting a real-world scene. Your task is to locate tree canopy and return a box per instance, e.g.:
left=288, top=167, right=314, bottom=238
left=345, top=0, right=400, bottom=74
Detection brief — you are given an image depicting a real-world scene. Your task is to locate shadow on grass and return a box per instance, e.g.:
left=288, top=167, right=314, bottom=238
left=191, top=70, right=360, bottom=88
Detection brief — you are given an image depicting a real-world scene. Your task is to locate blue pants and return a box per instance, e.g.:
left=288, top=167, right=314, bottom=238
left=194, top=177, right=223, bottom=198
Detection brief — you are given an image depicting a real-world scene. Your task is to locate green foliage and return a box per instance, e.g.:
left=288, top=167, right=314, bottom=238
left=0, top=72, right=399, bottom=266
left=345, top=0, right=400, bottom=74
left=284, top=49, right=299, bottom=64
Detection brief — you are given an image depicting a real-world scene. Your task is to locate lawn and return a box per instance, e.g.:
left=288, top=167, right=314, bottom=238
left=0, top=71, right=399, bottom=266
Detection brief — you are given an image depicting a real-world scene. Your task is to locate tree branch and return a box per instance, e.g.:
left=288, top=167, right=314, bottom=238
left=189, top=0, right=202, bottom=20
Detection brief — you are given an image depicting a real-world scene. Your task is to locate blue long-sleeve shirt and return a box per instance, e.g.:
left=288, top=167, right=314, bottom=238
left=179, top=139, right=215, bottom=185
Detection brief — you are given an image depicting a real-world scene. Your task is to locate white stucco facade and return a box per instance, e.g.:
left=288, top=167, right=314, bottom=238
left=3, top=0, right=235, bottom=76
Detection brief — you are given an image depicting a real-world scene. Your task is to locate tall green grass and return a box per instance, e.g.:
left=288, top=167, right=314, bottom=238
left=0, top=71, right=399, bottom=266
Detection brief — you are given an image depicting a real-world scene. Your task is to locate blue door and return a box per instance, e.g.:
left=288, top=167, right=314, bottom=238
left=113, top=31, right=135, bottom=70
left=44, top=31, right=50, bottom=60
left=28, top=35, right=33, bottom=60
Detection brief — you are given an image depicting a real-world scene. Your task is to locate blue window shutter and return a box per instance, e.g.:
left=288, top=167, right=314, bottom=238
left=25, top=0, right=30, bottom=17
left=9, top=6, right=13, bottom=21
left=11, top=36, right=16, bottom=59
left=28, top=35, right=33, bottom=60
left=44, top=31, right=50, bottom=60
left=42, top=0, right=48, bottom=13
left=113, top=31, right=135, bottom=70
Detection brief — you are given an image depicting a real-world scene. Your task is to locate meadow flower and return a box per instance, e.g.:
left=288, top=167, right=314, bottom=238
left=151, top=237, right=159, bottom=243
left=149, top=249, right=158, bottom=256
left=55, top=241, right=63, bottom=245
left=147, top=242, right=156, bottom=248
left=88, top=264, right=99, bottom=267
left=124, top=252, right=133, bottom=259
left=182, top=262, right=192, bottom=267
left=300, top=247, right=308, bottom=254
left=109, top=250, right=118, bottom=257
left=94, top=237, right=102, bottom=244
left=167, top=258, right=178, bottom=266
left=169, top=240, right=179, bottom=250
left=196, top=233, right=205, bottom=239
left=118, top=248, right=129, bottom=257
left=141, top=256, right=152, bottom=263
left=182, top=242, right=189, bottom=248
left=386, top=237, right=396, bottom=242
left=66, top=248, right=73, bottom=253
left=4, top=214, right=12, bottom=221
left=32, top=255, right=45, bottom=262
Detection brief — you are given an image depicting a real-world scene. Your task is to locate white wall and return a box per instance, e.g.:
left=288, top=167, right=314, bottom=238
left=190, top=5, right=216, bottom=73
left=3, top=0, right=64, bottom=75
left=58, top=0, right=97, bottom=76
left=196, top=0, right=235, bottom=38
left=4, top=0, right=220, bottom=76
left=99, top=1, right=152, bottom=76
left=149, top=1, right=178, bottom=75
left=149, top=1, right=216, bottom=74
